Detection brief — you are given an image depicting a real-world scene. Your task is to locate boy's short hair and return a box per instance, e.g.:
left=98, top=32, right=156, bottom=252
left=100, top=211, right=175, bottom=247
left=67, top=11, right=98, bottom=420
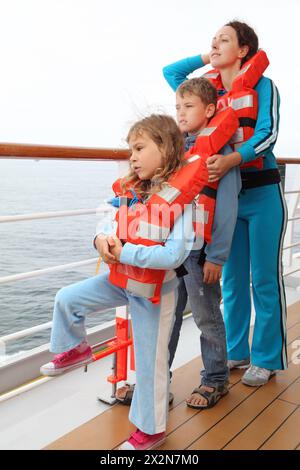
left=176, top=77, right=217, bottom=107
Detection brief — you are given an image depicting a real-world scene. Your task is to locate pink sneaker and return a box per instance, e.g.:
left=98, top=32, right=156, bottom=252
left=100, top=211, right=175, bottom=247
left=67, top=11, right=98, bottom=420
left=40, top=343, right=93, bottom=376
left=118, top=429, right=166, bottom=450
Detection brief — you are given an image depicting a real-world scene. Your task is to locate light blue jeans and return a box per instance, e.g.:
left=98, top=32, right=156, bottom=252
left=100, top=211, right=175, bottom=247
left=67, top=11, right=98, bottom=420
left=50, top=272, right=177, bottom=435
left=169, top=249, right=229, bottom=388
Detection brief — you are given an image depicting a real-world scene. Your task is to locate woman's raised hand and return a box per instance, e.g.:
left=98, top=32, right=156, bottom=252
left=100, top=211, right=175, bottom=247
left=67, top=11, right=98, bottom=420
left=201, top=53, right=211, bottom=65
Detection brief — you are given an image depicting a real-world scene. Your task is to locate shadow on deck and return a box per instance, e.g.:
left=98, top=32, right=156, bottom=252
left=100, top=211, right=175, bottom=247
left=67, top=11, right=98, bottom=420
left=45, top=301, right=300, bottom=451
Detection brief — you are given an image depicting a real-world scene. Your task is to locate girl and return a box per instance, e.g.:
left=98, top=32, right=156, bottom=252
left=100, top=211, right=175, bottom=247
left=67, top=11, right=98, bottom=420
left=40, top=114, right=195, bottom=450
left=163, top=21, right=288, bottom=387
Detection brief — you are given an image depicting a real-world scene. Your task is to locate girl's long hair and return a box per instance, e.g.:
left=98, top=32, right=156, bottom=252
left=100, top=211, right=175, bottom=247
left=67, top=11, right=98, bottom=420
left=121, top=114, right=185, bottom=199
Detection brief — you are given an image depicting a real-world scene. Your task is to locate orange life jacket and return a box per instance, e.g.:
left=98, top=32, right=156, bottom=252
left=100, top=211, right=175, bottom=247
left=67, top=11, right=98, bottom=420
left=202, top=49, right=269, bottom=170
left=108, top=107, right=239, bottom=304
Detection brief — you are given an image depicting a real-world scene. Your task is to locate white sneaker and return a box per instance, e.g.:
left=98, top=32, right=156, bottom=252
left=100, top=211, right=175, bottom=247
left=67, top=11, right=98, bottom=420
left=227, top=358, right=250, bottom=370
left=242, top=365, right=276, bottom=386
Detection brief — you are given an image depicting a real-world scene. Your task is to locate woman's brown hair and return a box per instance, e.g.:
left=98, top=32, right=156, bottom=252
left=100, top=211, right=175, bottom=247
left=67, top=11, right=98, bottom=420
left=226, top=20, right=259, bottom=65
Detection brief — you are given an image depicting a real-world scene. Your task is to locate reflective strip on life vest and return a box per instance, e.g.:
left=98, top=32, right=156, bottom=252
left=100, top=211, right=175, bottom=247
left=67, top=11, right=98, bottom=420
left=120, top=196, right=130, bottom=206
left=236, top=63, right=251, bottom=76
left=187, top=154, right=201, bottom=163
left=203, top=72, right=219, bottom=79
left=137, top=220, right=170, bottom=242
left=156, top=185, right=181, bottom=204
left=193, top=206, right=209, bottom=224
left=231, top=95, right=254, bottom=110
left=126, top=278, right=157, bottom=298
left=199, top=126, right=217, bottom=136
left=230, top=127, right=244, bottom=144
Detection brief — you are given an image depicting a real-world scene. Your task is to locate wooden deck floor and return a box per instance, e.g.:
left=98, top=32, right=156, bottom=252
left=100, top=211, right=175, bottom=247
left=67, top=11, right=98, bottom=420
left=46, top=301, right=300, bottom=451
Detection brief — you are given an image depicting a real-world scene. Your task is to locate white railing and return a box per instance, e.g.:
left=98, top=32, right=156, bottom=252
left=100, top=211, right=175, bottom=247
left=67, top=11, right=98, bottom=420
left=0, top=204, right=115, bottom=357
left=0, top=159, right=300, bottom=356
left=283, top=166, right=300, bottom=268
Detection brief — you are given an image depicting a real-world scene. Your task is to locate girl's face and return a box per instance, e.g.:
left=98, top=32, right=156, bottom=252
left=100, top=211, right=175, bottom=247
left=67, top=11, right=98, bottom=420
left=209, top=25, right=248, bottom=70
left=128, top=131, right=163, bottom=180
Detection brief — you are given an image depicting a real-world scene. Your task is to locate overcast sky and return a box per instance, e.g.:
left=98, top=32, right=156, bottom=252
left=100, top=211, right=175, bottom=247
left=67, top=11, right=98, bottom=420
left=0, top=0, right=299, bottom=158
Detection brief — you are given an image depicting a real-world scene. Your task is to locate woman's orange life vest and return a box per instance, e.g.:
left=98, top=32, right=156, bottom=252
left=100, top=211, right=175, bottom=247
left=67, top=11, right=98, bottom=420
left=203, top=49, right=269, bottom=170
left=108, top=107, right=239, bottom=304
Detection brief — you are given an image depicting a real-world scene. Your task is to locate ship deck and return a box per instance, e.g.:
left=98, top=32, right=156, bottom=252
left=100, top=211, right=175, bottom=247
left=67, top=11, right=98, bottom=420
left=45, top=300, right=300, bottom=451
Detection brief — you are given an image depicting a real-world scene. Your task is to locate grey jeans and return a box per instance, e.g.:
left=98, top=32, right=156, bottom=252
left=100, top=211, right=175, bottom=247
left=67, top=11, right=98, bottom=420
left=168, top=249, right=229, bottom=388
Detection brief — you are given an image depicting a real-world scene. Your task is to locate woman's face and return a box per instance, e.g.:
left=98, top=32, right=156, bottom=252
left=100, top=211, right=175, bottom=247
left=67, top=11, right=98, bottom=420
left=209, top=25, right=248, bottom=70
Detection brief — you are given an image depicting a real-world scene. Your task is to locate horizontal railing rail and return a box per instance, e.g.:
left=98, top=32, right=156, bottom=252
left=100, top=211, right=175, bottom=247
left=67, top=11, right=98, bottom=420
left=0, top=205, right=112, bottom=224
left=0, top=142, right=300, bottom=164
left=0, top=308, right=114, bottom=346
left=0, top=143, right=130, bottom=161
left=0, top=258, right=99, bottom=284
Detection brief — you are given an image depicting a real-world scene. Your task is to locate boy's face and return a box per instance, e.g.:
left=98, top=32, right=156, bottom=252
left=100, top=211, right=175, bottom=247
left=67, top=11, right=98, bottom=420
left=176, top=92, right=215, bottom=135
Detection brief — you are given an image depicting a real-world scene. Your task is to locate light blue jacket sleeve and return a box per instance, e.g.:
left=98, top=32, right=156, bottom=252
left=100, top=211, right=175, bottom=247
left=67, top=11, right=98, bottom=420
left=238, top=77, right=280, bottom=164
left=163, top=55, right=205, bottom=91
left=120, top=203, right=194, bottom=270
left=205, top=145, right=241, bottom=265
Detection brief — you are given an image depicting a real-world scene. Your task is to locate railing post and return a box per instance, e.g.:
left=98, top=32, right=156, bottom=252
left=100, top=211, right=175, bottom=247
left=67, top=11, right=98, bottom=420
left=283, top=166, right=300, bottom=268
left=107, top=306, right=129, bottom=385
left=278, top=163, right=286, bottom=192
left=97, top=305, right=133, bottom=405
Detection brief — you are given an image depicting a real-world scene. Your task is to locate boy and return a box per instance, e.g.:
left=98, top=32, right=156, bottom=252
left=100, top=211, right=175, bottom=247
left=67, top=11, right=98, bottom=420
left=170, top=77, right=241, bottom=408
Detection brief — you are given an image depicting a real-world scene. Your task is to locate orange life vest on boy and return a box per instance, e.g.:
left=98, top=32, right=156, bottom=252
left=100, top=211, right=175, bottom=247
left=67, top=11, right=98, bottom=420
left=108, top=107, right=239, bottom=304
left=203, top=49, right=269, bottom=170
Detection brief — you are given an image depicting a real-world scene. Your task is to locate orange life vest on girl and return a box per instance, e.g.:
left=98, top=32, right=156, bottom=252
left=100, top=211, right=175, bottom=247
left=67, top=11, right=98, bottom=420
left=203, top=49, right=269, bottom=170
left=108, top=107, right=239, bottom=304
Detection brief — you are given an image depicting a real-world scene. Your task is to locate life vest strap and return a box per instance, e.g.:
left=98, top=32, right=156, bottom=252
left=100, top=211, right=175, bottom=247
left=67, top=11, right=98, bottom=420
left=200, top=186, right=217, bottom=199
left=241, top=168, right=281, bottom=189
left=239, top=117, right=256, bottom=128
left=175, top=264, right=188, bottom=278
left=197, top=242, right=207, bottom=266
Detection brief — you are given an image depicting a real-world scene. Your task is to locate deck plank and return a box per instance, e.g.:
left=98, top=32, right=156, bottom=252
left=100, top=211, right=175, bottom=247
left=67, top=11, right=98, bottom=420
left=223, top=400, right=297, bottom=450
left=186, top=333, right=300, bottom=450
left=279, top=377, right=300, bottom=405
left=260, top=407, right=300, bottom=450
left=45, top=357, right=202, bottom=450
left=158, top=382, right=256, bottom=450
left=45, top=301, right=300, bottom=450
left=286, top=301, right=300, bottom=327
left=45, top=351, right=244, bottom=449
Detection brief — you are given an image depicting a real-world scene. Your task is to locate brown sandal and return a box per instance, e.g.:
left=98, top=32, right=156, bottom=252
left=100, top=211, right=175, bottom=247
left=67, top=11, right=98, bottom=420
left=186, top=383, right=229, bottom=409
left=116, top=383, right=174, bottom=406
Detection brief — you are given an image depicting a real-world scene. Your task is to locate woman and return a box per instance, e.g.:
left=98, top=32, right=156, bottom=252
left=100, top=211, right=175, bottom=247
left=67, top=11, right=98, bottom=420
left=163, top=20, right=288, bottom=387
